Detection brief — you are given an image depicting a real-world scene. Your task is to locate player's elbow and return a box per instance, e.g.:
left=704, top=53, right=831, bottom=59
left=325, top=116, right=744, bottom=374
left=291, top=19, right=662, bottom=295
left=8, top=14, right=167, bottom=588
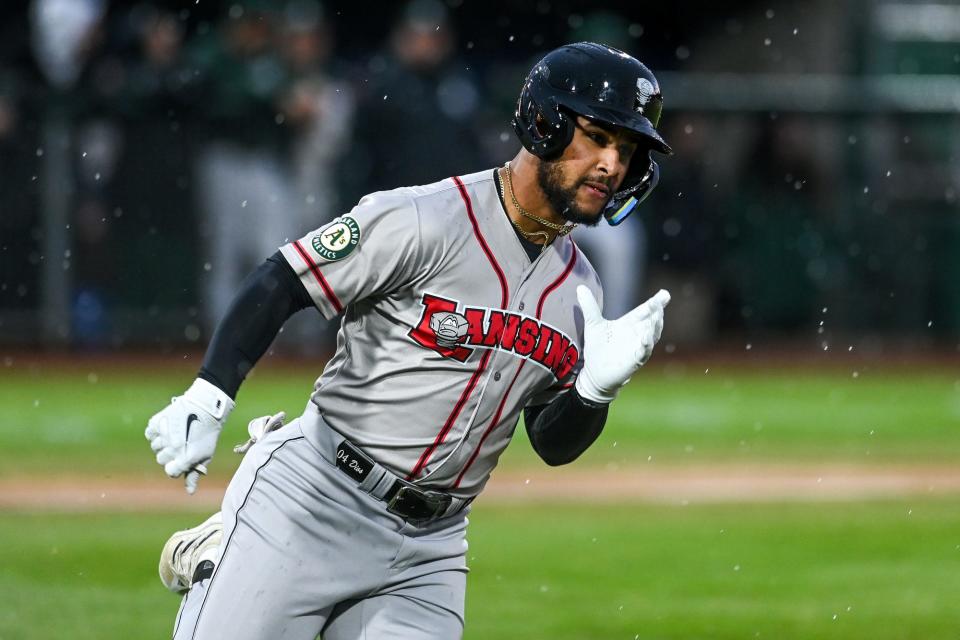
left=543, top=453, right=580, bottom=466
left=532, top=442, right=584, bottom=466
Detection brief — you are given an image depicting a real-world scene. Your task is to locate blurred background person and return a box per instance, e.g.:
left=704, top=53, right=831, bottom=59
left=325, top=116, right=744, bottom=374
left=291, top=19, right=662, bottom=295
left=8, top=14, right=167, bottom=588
left=28, top=0, right=115, bottom=346
left=342, top=0, right=485, bottom=203
left=191, top=1, right=290, bottom=336
left=110, top=4, right=206, bottom=343
left=276, top=0, right=353, bottom=231
left=274, top=0, right=354, bottom=351
left=191, top=0, right=352, bottom=343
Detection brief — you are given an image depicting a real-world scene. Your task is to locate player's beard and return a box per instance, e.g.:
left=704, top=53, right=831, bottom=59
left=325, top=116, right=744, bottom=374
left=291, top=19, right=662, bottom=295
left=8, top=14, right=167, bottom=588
left=536, top=160, right=609, bottom=227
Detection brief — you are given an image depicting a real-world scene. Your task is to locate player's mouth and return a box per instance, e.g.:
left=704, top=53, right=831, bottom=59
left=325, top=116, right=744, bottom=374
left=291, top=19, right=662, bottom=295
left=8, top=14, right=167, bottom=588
left=581, top=181, right=610, bottom=199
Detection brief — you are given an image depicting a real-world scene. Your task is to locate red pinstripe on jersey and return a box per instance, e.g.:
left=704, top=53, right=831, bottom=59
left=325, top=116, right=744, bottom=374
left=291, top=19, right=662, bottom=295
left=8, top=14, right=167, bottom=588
left=452, top=359, right=526, bottom=488
left=292, top=240, right=343, bottom=314
left=452, top=240, right=579, bottom=488
left=406, top=176, right=510, bottom=481
left=538, top=242, right=579, bottom=317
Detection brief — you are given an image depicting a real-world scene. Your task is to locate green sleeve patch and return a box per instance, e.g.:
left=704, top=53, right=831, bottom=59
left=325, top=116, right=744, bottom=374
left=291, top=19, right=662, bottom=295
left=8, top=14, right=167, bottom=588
left=310, top=216, right=362, bottom=261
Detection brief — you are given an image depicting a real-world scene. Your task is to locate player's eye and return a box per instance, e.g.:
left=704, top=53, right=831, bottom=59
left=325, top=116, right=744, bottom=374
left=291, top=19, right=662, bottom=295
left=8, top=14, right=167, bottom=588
left=618, top=143, right=638, bottom=162
left=588, top=131, right=607, bottom=145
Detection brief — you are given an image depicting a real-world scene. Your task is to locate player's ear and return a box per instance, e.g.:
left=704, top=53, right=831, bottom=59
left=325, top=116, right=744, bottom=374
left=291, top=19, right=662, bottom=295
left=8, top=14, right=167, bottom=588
left=534, top=113, right=550, bottom=138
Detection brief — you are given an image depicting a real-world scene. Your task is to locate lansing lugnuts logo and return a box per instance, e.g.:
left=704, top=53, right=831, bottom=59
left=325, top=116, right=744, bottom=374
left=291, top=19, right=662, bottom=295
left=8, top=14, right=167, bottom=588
left=311, top=216, right=361, bottom=261
left=635, top=77, right=655, bottom=111
left=430, top=311, right=470, bottom=348
left=409, top=292, right=580, bottom=380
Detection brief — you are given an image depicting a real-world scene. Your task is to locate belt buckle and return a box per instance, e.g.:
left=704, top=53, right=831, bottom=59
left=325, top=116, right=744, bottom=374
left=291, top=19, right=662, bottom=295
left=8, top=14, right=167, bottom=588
left=386, top=485, right=452, bottom=524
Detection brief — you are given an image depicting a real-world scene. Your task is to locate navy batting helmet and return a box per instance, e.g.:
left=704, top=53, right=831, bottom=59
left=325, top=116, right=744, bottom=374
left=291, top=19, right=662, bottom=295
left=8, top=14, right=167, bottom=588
left=513, top=42, right=672, bottom=225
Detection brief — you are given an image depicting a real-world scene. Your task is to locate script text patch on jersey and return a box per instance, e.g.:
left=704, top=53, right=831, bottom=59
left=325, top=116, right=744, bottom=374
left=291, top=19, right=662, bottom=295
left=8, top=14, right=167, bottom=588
left=409, top=293, right=579, bottom=380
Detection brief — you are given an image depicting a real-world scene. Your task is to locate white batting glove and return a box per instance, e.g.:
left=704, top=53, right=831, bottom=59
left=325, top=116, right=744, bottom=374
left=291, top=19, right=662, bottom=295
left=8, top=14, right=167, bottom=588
left=574, top=285, right=670, bottom=404
left=233, top=411, right=286, bottom=454
left=144, top=378, right=235, bottom=494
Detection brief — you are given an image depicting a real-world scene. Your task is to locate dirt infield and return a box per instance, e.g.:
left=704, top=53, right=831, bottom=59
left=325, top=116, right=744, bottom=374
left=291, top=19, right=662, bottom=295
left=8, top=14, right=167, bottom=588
left=2, top=464, right=959, bottom=511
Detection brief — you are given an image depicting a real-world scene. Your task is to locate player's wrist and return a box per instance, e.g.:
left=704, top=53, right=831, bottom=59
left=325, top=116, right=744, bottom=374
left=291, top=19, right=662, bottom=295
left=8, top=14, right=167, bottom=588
left=571, top=383, right=610, bottom=409
left=183, top=378, right=235, bottom=422
left=574, top=370, right=617, bottom=405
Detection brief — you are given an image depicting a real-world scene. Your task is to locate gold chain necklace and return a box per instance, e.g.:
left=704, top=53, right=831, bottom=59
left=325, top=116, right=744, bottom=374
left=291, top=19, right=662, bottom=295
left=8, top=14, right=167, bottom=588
left=498, top=163, right=576, bottom=250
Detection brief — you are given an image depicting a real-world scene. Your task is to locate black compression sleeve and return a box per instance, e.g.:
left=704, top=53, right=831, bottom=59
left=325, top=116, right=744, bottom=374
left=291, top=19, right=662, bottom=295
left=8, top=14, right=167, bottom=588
left=523, top=387, right=609, bottom=466
left=197, top=252, right=313, bottom=398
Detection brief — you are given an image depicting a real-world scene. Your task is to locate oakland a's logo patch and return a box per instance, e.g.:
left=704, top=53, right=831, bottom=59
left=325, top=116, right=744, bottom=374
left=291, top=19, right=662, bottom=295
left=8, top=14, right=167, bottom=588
left=311, top=216, right=361, bottom=261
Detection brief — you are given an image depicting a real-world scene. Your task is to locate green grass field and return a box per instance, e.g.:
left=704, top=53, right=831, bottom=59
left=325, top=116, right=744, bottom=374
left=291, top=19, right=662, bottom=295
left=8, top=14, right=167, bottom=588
left=1, top=500, right=958, bottom=639
left=1, top=361, right=958, bottom=476
left=0, top=359, right=958, bottom=638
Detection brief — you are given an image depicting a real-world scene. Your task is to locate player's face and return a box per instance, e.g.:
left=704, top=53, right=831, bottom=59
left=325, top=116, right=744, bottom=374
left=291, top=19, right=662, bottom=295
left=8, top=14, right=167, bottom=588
left=537, top=116, right=640, bottom=225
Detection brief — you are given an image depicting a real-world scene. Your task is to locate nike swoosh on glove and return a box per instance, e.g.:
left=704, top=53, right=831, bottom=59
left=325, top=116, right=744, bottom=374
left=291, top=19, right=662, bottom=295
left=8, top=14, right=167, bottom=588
left=145, top=378, right=235, bottom=494
left=574, top=285, right=670, bottom=404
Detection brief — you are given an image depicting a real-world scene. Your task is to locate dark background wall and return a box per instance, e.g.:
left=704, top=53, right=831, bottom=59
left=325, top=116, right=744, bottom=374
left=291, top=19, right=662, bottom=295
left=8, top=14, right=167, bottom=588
left=1, top=0, right=957, bottom=352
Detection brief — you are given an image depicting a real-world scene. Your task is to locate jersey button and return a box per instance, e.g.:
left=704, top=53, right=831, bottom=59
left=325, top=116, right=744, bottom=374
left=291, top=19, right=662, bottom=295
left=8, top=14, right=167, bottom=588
left=518, top=302, right=525, bottom=311
left=494, top=372, right=502, bottom=381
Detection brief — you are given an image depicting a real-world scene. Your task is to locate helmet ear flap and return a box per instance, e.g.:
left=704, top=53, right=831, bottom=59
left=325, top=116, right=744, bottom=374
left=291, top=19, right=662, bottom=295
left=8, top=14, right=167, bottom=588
left=513, top=90, right=575, bottom=159
left=538, top=103, right=575, bottom=159
left=533, top=113, right=550, bottom=138
left=604, top=156, right=660, bottom=226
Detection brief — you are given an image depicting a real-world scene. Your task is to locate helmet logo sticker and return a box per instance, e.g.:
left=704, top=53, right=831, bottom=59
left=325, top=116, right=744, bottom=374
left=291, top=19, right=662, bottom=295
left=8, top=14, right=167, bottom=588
left=636, top=78, right=655, bottom=111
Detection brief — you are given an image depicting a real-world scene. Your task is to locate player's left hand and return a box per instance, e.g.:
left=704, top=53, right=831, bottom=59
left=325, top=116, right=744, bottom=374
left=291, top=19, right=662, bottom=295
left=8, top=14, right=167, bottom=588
left=144, top=379, right=235, bottom=494
left=574, top=285, right=670, bottom=404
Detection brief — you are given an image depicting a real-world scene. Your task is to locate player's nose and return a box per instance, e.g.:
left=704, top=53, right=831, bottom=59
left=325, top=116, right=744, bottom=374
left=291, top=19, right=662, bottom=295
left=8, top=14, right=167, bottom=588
left=595, top=147, right=625, bottom=185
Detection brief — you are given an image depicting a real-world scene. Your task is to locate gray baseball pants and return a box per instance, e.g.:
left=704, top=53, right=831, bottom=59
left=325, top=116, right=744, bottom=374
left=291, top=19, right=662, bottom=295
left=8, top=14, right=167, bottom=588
left=171, top=412, right=469, bottom=640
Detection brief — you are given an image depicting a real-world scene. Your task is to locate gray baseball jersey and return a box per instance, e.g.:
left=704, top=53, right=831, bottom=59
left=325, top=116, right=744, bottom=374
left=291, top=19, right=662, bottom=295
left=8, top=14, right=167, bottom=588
left=279, top=168, right=603, bottom=497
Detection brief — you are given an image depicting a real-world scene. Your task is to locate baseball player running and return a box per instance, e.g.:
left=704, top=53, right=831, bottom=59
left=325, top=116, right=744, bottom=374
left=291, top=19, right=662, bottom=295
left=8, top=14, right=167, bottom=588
left=145, top=42, right=672, bottom=639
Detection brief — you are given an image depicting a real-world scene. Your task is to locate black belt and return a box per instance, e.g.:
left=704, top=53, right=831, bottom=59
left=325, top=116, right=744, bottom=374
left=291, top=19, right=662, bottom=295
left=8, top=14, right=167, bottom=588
left=337, top=439, right=470, bottom=525
left=383, top=481, right=456, bottom=523
left=319, top=428, right=470, bottom=525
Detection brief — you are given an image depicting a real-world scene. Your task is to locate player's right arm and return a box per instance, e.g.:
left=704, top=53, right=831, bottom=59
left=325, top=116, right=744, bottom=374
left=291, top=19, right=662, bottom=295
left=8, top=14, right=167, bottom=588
left=145, top=254, right=313, bottom=493
left=146, top=190, right=422, bottom=493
